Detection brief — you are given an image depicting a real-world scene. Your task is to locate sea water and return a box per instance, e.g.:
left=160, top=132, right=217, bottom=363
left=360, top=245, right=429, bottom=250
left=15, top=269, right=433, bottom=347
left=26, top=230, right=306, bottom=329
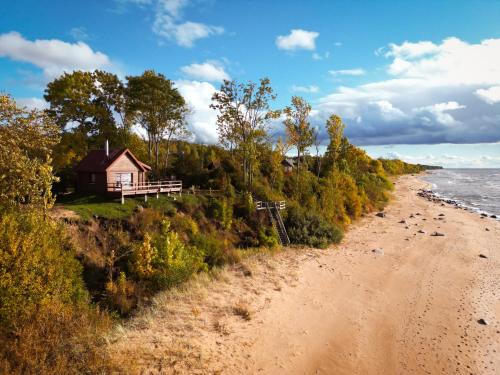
left=422, top=169, right=500, bottom=217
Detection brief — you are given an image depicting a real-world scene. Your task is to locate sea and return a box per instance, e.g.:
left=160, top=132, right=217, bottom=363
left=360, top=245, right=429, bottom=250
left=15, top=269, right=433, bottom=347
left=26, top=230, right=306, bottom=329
left=422, top=169, right=500, bottom=217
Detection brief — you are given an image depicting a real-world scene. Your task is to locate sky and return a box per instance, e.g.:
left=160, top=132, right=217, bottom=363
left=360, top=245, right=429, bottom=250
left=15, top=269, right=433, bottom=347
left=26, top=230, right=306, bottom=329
left=1, top=0, right=500, bottom=168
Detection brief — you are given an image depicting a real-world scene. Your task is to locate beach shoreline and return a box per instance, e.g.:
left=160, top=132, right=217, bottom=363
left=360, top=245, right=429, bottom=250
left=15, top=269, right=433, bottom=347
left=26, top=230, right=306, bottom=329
left=110, top=175, right=500, bottom=374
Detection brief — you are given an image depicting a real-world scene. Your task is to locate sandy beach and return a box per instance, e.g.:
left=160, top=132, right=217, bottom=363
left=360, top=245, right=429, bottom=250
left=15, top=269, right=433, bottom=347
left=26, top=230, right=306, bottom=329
left=111, top=175, right=500, bottom=374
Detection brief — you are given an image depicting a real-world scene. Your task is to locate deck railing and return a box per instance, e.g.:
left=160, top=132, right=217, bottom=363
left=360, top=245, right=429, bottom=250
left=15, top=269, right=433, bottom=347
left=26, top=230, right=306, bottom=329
left=255, top=200, right=286, bottom=211
left=107, top=180, right=182, bottom=195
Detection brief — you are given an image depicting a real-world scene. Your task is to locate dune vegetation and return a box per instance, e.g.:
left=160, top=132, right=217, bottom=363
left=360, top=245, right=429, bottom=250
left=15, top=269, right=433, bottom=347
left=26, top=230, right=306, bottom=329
left=0, top=72, right=423, bottom=372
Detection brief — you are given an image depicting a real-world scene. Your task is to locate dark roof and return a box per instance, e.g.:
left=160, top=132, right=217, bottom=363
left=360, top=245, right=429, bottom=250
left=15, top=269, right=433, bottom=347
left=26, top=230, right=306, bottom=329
left=281, top=158, right=296, bottom=167
left=74, top=148, right=150, bottom=173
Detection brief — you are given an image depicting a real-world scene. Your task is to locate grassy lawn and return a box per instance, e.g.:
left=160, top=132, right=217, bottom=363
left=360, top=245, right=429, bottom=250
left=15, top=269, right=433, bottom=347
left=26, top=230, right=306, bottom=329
left=56, top=193, right=180, bottom=221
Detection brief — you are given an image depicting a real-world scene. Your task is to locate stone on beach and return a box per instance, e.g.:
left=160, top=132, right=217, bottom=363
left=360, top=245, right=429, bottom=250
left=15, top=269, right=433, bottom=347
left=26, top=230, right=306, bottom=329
left=477, top=318, right=489, bottom=325
left=376, top=212, right=386, bottom=218
left=417, top=229, right=426, bottom=234
left=430, top=231, right=445, bottom=236
left=479, top=254, right=488, bottom=259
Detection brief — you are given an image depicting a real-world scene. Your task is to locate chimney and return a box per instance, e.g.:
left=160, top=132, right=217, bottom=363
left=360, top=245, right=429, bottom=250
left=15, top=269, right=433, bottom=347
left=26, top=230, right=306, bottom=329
left=105, top=140, right=109, bottom=157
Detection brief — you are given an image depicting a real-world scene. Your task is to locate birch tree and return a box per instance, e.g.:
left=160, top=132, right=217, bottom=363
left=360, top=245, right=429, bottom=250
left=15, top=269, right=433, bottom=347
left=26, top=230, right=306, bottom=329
left=210, top=78, right=279, bottom=191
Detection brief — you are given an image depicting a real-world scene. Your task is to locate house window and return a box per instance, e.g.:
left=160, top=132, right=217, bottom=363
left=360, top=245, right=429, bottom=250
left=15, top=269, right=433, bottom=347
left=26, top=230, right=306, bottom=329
left=89, top=173, right=96, bottom=184
left=115, top=173, right=133, bottom=187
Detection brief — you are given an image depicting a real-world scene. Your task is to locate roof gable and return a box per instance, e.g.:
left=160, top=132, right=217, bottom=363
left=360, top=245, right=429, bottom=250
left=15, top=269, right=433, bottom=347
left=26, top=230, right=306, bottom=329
left=75, top=148, right=150, bottom=173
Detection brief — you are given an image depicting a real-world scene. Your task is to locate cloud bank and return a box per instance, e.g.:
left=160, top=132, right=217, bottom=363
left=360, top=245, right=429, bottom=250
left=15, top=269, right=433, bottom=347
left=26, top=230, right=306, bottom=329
left=315, top=37, right=500, bottom=145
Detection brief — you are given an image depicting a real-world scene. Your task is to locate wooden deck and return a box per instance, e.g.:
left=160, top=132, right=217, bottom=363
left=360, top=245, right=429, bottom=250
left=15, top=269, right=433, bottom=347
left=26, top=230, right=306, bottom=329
left=108, top=180, right=182, bottom=203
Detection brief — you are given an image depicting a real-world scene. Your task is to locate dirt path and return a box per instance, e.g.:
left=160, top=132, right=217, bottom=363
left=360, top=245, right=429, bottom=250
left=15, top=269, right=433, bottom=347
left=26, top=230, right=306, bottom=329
left=110, top=175, right=500, bottom=374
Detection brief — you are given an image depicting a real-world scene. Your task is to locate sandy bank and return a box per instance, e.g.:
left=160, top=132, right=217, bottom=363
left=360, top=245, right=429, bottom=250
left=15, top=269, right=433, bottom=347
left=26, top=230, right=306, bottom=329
left=110, top=175, right=500, bottom=374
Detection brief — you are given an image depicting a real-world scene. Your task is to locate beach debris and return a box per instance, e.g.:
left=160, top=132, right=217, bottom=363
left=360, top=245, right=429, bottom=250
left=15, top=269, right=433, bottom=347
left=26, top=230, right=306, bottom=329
left=405, top=226, right=410, bottom=229
left=477, top=318, right=489, bottom=325
left=416, top=213, right=421, bottom=216
left=422, top=218, right=427, bottom=221
left=409, top=214, right=415, bottom=218
left=481, top=213, right=488, bottom=217
left=431, top=231, right=445, bottom=236
left=399, top=219, right=406, bottom=224
left=491, top=215, right=498, bottom=219
left=479, top=254, right=488, bottom=259
left=438, top=213, right=445, bottom=217
left=485, top=228, right=490, bottom=231
left=417, top=229, right=426, bottom=234
left=375, top=212, right=386, bottom=218
left=372, top=248, right=384, bottom=255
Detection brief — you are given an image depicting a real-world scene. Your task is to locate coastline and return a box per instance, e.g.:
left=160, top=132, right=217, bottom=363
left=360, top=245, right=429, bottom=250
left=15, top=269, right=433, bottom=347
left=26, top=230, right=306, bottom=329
left=110, top=175, right=500, bottom=374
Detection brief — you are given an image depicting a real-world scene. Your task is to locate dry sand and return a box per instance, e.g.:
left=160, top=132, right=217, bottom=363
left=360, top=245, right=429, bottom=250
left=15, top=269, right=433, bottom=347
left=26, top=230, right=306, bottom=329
left=110, top=175, right=500, bottom=374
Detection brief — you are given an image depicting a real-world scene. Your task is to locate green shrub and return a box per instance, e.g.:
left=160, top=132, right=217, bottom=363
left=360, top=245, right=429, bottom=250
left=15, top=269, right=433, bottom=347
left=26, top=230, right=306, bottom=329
left=258, top=227, right=280, bottom=248
left=131, top=220, right=207, bottom=290
left=176, top=195, right=204, bottom=215
left=285, top=205, right=343, bottom=249
left=0, top=212, right=87, bottom=327
left=208, top=197, right=233, bottom=230
left=193, top=232, right=239, bottom=267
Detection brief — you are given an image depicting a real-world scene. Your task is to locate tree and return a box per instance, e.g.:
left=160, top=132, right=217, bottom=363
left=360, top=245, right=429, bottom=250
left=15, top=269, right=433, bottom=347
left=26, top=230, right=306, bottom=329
left=283, top=96, right=314, bottom=178
left=210, top=78, right=279, bottom=191
left=324, top=114, right=345, bottom=171
left=0, top=95, right=60, bottom=212
left=312, top=126, right=322, bottom=178
left=44, top=70, right=126, bottom=149
left=126, top=70, right=188, bottom=174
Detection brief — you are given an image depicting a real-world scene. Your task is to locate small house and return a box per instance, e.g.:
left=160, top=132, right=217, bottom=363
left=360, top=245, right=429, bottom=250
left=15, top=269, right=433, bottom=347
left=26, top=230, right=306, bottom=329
left=281, top=158, right=296, bottom=173
left=74, top=142, right=151, bottom=194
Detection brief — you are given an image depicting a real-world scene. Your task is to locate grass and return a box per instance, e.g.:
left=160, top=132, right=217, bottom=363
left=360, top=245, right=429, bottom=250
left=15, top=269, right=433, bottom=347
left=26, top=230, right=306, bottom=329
left=56, top=193, right=180, bottom=221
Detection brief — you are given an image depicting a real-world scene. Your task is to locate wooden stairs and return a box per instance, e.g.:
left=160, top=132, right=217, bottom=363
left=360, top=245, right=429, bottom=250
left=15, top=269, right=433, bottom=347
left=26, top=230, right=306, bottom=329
left=256, top=201, right=290, bottom=246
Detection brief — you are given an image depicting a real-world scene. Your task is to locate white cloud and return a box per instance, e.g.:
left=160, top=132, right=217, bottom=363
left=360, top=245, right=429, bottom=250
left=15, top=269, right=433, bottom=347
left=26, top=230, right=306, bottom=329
left=153, top=15, right=224, bottom=47
left=180, top=60, right=229, bottom=82
left=329, top=68, right=365, bottom=76
left=414, top=101, right=466, bottom=126
left=15, top=97, right=49, bottom=110
left=276, top=29, right=319, bottom=51
left=315, top=37, right=500, bottom=145
left=139, top=0, right=223, bottom=47
left=158, top=0, right=188, bottom=18
left=385, top=40, right=440, bottom=59
left=175, top=79, right=219, bottom=143
left=475, top=85, right=500, bottom=104
left=291, top=85, right=319, bottom=93
left=312, top=51, right=330, bottom=60
left=0, top=31, right=111, bottom=79
left=69, top=27, right=90, bottom=41
left=371, top=100, right=406, bottom=121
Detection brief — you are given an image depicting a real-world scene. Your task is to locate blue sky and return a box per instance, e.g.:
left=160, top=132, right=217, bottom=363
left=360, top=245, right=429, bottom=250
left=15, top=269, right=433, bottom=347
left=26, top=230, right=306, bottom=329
left=1, top=0, right=500, bottom=167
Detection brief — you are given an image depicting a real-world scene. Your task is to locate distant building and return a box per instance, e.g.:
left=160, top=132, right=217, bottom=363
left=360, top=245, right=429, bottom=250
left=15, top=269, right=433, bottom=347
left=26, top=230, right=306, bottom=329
left=281, top=158, right=296, bottom=173
left=74, top=142, right=151, bottom=194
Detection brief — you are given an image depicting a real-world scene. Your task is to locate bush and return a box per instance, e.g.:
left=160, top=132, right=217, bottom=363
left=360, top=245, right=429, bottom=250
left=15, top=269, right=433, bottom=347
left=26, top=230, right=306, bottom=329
left=0, top=302, right=114, bottom=375
left=208, top=197, right=233, bottom=230
left=285, top=205, right=343, bottom=249
left=0, top=212, right=87, bottom=327
left=193, top=232, right=239, bottom=267
left=176, top=195, right=204, bottom=215
left=131, top=220, right=207, bottom=290
left=0, top=211, right=114, bottom=374
left=258, top=227, right=280, bottom=248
